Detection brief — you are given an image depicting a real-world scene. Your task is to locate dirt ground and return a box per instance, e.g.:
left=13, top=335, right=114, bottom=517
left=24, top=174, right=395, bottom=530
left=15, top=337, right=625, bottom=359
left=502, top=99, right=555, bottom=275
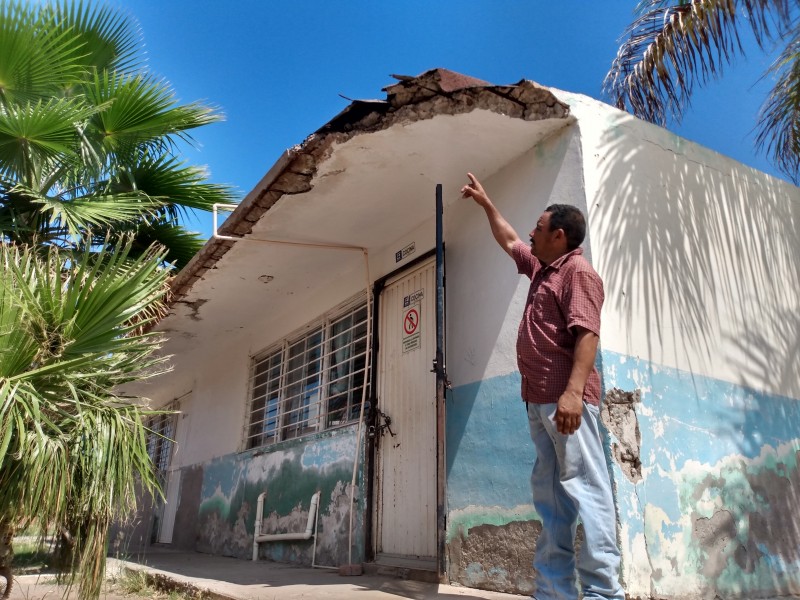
left=8, top=578, right=133, bottom=600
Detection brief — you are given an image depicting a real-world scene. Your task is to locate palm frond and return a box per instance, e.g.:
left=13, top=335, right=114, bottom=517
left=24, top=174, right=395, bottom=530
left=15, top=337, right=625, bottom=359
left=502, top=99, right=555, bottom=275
left=59, top=243, right=170, bottom=357
left=129, top=220, right=207, bottom=271
left=0, top=2, right=86, bottom=107
left=605, top=0, right=792, bottom=125
left=0, top=98, right=95, bottom=186
left=0, top=249, right=40, bottom=376
left=0, top=240, right=169, bottom=597
left=45, top=0, right=145, bottom=75
left=14, top=185, right=166, bottom=239
left=57, top=401, right=159, bottom=598
left=83, top=71, right=223, bottom=156
left=1, top=242, right=170, bottom=380
left=756, top=28, right=800, bottom=181
left=116, top=154, right=237, bottom=218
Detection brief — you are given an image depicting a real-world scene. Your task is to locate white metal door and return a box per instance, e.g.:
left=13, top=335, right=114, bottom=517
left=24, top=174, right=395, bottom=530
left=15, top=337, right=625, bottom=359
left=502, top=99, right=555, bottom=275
left=376, top=258, right=437, bottom=561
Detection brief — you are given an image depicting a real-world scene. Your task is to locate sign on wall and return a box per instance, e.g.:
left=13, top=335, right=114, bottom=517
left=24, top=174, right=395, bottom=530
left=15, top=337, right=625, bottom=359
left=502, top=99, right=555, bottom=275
left=402, top=290, right=423, bottom=353
left=395, top=242, right=416, bottom=263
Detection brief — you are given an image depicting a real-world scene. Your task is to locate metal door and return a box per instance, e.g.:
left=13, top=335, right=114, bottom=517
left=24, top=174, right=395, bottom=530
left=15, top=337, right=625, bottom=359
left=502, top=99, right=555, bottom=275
left=375, top=257, right=437, bottom=563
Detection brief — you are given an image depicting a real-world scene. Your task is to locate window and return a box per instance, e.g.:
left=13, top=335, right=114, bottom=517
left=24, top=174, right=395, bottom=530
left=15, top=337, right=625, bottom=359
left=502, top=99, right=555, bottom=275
left=146, top=407, right=177, bottom=477
left=245, top=297, right=369, bottom=450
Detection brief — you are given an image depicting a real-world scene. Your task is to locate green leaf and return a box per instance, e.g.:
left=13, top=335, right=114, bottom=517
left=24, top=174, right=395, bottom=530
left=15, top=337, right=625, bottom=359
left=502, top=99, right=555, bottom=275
left=0, top=98, right=94, bottom=185
left=0, top=2, right=86, bottom=106
left=84, top=71, right=223, bottom=155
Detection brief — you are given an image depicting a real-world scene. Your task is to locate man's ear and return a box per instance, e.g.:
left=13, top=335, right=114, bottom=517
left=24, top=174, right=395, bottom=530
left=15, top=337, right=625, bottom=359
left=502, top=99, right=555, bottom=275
left=554, top=228, right=570, bottom=250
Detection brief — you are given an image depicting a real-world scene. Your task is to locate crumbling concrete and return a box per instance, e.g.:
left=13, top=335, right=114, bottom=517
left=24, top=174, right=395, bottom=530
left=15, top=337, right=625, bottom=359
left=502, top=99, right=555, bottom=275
left=448, top=520, right=539, bottom=595
left=685, top=452, right=800, bottom=597
left=693, top=509, right=737, bottom=580
left=447, top=520, right=588, bottom=596
left=164, top=68, right=571, bottom=307
left=601, top=388, right=642, bottom=483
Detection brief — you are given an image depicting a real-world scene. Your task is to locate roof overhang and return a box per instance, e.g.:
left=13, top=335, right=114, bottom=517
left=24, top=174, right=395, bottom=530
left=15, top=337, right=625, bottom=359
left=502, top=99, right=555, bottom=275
left=137, top=69, right=574, bottom=393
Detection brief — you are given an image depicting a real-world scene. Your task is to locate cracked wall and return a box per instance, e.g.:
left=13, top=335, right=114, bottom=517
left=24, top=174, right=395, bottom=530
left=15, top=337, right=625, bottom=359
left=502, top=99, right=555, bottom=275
left=442, top=131, right=600, bottom=595
left=169, top=69, right=571, bottom=303
left=445, top=349, right=800, bottom=599
left=602, top=350, right=800, bottom=599
left=445, top=374, right=540, bottom=595
left=448, top=519, right=539, bottom=595
left=571, top=87, right=800, bottom=599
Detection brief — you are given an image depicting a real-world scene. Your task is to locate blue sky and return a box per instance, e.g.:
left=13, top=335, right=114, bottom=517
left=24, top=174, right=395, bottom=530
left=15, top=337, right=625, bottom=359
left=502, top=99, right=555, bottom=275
left=116, top=1, right=784, bottom=236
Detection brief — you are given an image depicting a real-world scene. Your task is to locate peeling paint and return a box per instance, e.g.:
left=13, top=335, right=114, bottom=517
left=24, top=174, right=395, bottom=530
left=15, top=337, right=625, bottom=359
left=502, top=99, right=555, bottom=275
left=176, top=426, right=366, bottom=565
left=603, top=350, right=800, bottom=599
left=448, top=520, right=539, bottom=595
left=447, top=504, right=539, bottom=543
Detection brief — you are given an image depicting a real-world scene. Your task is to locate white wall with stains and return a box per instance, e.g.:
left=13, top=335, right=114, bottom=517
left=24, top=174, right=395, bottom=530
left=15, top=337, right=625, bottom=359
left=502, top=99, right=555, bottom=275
left=567, top=91, right=800, bottom=599
left=128, top=85, right=800, bottom=598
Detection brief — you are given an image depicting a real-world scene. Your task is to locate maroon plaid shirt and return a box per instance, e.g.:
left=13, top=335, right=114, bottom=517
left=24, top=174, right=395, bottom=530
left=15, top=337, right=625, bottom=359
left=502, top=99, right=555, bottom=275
left=511, top=241, right=604, bottom=406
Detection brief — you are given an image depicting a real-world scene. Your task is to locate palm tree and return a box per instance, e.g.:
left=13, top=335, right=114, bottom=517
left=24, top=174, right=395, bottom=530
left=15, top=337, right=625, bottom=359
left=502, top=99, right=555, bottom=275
left=0, top=1, right=236, bottom=268
left=0, top=3, right=236, bottom=598
left=0, top=239, right=170, bottom=599
left=604, top=0, right=800, bottom=182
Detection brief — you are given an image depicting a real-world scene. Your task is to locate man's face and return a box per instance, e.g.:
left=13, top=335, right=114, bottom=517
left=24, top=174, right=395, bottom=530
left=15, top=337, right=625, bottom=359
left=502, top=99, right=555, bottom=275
left=529, top=211, right=558, bottom=261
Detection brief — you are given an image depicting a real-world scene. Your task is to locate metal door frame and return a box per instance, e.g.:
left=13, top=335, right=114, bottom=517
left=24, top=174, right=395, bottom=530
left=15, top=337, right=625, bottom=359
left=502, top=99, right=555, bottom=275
left=364, top=249, right=444, bottom=570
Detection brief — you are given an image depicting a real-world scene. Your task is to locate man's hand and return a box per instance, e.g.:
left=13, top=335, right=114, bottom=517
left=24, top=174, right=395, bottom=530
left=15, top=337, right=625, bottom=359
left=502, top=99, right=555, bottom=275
left=461, top=172, right=490, bottom=206
left=555, top=388, right=583, bottom=435
left=461, top=172, right=520, bottom=256
left=555, top=328, right=599, bottom=435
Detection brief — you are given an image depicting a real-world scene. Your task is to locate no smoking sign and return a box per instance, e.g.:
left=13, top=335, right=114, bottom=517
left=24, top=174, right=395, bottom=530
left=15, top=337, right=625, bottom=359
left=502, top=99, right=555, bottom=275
left=403, top=307, right=419, bottom=335
left=402, top=303, right=421, bottom=353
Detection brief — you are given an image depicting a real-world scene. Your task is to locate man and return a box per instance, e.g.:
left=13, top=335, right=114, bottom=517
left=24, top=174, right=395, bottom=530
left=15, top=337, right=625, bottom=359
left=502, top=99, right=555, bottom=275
left=461, top=172, right=624, bottom=600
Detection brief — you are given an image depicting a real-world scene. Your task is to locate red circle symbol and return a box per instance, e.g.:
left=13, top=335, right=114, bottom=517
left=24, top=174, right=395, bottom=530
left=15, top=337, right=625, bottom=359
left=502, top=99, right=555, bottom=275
left=403, top=308, right=419, bottom=335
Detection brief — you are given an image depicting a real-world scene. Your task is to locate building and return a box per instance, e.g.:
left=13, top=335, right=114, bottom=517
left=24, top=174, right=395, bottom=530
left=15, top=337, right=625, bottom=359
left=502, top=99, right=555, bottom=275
left=118, top=69, right=800, bottom=599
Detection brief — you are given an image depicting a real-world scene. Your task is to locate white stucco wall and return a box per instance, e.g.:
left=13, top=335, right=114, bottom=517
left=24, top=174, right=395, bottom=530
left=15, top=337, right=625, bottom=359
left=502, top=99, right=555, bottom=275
left=563, top=91, right=800, bottom=401
left=139, top=91, right=800, bottom=597
left=149, top=215, right=446, bottom=467
left=445, top=124, right=588, bottom=391
left=559, top=91, right=800, bottom=598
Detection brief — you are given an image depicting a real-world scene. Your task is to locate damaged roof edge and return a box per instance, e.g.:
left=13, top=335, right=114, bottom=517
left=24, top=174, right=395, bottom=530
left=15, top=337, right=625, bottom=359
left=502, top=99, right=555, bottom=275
left=168, top=148, right=296, bottom=300
left=167, top=68, right=571, bottom=304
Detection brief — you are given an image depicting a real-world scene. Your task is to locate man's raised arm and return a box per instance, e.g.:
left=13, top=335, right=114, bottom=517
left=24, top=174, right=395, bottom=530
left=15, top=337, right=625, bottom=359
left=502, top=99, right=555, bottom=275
left=461, top=172, right=521, bottom=257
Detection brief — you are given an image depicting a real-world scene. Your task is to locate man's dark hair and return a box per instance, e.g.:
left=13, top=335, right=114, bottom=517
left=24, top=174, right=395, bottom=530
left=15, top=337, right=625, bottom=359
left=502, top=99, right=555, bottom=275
left=545, top=204, right=586, bottom=251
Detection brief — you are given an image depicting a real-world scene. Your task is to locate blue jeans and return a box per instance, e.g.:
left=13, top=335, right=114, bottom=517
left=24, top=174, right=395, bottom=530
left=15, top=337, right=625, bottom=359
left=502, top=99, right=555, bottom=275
left=527, top=402, right=624, bottom=600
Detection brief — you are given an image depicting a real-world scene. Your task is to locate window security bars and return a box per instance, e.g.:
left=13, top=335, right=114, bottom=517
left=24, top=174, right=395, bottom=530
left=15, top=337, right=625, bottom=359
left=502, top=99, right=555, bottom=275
left=246, top=301, right=369, bottom=450
left=146, top=408, right=177, bottom=476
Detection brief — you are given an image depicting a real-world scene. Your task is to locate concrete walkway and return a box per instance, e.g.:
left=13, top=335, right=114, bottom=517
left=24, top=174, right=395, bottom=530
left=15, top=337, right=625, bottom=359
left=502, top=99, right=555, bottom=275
left=110, top=548, right=525, bottom=600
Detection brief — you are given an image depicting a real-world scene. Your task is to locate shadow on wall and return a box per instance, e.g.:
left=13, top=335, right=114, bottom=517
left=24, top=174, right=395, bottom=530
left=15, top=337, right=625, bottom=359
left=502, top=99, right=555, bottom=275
left=595, top=115, right=799, bottom=389
left=592, top=112, right=800, bottom=597
left=444, top=125, right=581, bottom=467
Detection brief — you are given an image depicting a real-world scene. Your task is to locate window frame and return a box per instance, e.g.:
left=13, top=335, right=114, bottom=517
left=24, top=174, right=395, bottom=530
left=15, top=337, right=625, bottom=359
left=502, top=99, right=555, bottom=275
left=243, top=293, right=369, bottom=451
left=146, top=402, right=178, bottom=480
